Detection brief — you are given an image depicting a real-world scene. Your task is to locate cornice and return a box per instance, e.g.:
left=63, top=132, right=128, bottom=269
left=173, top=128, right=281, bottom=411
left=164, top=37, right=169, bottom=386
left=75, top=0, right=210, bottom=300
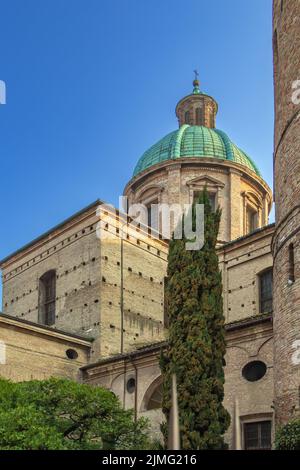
left=217, top=224, right=275, bottom=255
left=0, top=312, right=93, bottom=347
left=82, top=315, right=273, bottom=377
left=124, top=157, right=272, bottom=200
left=0, top=201, right=102, bottom=269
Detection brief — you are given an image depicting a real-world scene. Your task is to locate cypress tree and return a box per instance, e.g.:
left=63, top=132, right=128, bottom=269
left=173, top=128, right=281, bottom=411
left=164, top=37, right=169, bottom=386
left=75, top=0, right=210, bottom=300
left=160, top=189, right=230, bottom=449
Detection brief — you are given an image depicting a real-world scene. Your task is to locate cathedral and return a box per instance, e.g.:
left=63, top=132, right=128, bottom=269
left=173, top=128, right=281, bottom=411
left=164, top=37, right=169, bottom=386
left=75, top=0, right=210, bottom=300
left=0, top=0, right=299, bottom=450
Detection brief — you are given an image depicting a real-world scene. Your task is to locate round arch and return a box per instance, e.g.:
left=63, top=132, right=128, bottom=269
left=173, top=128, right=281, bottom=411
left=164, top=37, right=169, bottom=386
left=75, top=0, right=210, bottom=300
left=140, top=375, right=163, bottom=412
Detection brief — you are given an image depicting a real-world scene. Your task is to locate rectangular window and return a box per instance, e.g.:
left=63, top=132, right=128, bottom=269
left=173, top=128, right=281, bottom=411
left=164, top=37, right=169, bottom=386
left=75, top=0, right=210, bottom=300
left=244, top=421, right=271, bottom=450
left=147, top=199, right=159, bottom=231
left=147, top=205, right=151, bottom=228
left=163, top=276, right=169, bottom=328
left=40, top=271, right=56, bottom=326
left=246, top=206, right=258, bottom=234
left=260, top=269, right=273, bottom=313
left=289, top=243, right=295, bottom=283
left=45, top=300, right=56, bottom=326
left=208, top=193, right=216, bottom=211
left=193, top=191, right=216, bottom=211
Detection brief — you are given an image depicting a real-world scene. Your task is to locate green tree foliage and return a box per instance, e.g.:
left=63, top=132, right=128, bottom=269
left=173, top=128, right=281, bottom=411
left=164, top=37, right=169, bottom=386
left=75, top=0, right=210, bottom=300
left=0, top=377, right=150, bottom=450
left=160, top=189, right=230, bottom=449
left=275, top=419, right=300, bottom=450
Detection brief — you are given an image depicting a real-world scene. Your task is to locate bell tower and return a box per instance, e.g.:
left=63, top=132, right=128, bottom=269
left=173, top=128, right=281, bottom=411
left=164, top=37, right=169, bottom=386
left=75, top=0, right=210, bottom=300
left=272, top=0, right=300, bottom=425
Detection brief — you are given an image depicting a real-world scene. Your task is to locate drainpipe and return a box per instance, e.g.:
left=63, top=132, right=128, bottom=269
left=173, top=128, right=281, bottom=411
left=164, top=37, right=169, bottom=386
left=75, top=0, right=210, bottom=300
left=167, top=374, right=180, bottom=450
left=120, top=234, right=124, bottom=354
left=122, top=358, right=127, bottom=409
left=120, top=225, right=126, bottom=409
left=234, top=398, right=242, bottom=450
left=130, top=356, right=138, bottom=422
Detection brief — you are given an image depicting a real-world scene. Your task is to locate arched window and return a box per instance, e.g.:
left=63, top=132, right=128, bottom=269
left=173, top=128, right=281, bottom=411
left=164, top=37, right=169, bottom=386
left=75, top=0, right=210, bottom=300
left=195, top=107, right=203, bottom=125
left=289, top=243, right=295, bottom=283
left=184, top=111, right=191, bottom=125
left=259, top=269, right=273, bottom=314
left=39, top=270, right=56, bottom=325
left=147, top=383, right=163, bottom=410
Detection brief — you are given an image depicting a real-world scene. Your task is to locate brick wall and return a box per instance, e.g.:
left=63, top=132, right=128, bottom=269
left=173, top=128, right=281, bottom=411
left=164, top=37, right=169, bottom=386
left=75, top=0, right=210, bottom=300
left=124, top=160, right=272, bottom=243
left=1, top=202, right=168, bottom=361
left=272, top=0, right=300, bottom=424
left=219, top=225, right=274, bottom=324
left=82, top=317, right=274, bottom=449
left=0, top=314, right=91, bottom=382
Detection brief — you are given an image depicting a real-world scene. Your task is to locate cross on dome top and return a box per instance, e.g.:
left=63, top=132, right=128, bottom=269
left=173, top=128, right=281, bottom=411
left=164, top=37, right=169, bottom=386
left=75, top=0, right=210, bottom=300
left=193, top=69, right=200, bottom=94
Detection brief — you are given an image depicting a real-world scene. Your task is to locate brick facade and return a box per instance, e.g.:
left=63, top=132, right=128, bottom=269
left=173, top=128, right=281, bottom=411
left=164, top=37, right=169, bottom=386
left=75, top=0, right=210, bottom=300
left=0, top=197, right=276, bottom=448
left=0, top=202, right=168, bottom=361
left=0, top=30, right=284, bottom=445
left=82, top=315, right=274, bottom=449
left=124, top=160, right=272, bottom=244
left=272, top=0, right=300, bottom=424
left=0, top=313, right=91, bottom=382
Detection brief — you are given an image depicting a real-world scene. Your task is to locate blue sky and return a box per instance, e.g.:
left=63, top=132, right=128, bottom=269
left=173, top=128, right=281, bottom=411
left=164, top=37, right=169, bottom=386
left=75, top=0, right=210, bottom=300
left=0, top=0, right=274, bottom=302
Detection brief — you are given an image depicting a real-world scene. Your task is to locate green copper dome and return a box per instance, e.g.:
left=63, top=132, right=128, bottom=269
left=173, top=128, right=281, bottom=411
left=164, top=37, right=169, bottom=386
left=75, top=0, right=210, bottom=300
left=133, top=125, right=260, bottom=177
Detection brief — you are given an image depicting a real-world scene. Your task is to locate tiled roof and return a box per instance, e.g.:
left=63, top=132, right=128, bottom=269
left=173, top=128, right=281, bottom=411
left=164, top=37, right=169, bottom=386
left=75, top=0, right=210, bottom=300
left=133, top=124, right=260, bottom=177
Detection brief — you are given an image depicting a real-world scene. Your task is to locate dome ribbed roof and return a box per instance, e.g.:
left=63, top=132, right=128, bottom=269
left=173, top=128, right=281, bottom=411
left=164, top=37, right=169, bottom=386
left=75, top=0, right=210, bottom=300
left=133, top=125, right=260, bottom=177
